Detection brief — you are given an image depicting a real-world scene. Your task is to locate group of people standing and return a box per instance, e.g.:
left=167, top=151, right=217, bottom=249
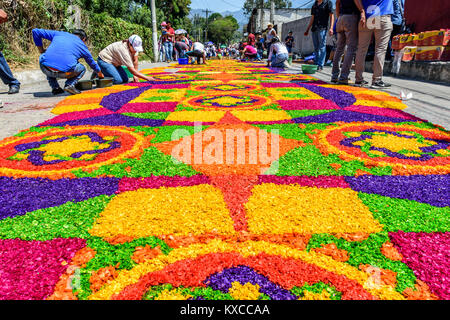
left=305, top=0, right=404, bottom=88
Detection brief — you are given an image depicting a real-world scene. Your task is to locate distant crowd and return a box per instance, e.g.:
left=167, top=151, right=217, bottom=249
left=0, top=0, right=405, bottom=96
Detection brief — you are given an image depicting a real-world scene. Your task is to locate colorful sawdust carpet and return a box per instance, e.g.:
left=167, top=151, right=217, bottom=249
left=0, top=60, right=449, bottom=300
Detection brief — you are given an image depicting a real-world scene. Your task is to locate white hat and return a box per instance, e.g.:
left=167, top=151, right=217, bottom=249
left=129, top=35, right=144, bottom=52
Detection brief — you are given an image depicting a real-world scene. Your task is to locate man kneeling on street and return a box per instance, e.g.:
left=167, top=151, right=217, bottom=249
left=32, top=28, right=104, bottom=95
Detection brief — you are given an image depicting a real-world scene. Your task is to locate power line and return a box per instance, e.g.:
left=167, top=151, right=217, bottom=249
left=217, top=0, right=243, bottom=10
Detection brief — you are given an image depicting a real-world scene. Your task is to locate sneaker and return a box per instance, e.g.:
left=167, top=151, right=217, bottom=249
left=371, top=80, right=392, bottom=89
left=330, top=78, right=338, bottom=84
left=355, top=80, right=369, bottom=87
left=52, top=87, right=65, bottom=96
left=338, top=79, right=349, bottom=85
left=64, top=85, right=81, bottom=95
left=317, top=66, right=324, bottom=71
left=8, top=85, right=20, bottom=94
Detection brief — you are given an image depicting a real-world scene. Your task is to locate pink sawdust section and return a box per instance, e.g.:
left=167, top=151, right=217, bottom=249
left=0, top=238, right=86, bottom=300
left=118, top=176, right=210, bottom=193
left=262, top=83, right=301, bottom=88
left=39, top=109, right=114, bottom=126
left=119, top=102, right=178, bottom=113
left=278, top=99, right=339, bottom=110
left=259, top=176, right=350, bottom=188
left=389, top=231, right=450, bottom=300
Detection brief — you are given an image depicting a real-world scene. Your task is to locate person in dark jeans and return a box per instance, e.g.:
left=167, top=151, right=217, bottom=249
left=0, top=9, right=19, bottom=94
left=285, top=31, right=295, bottom=53
left=304, top=0, right=335, bottom=70
left=256, top=33, right=265, bottom=59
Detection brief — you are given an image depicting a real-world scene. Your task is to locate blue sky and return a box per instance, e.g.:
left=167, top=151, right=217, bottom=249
left=190, top=0, right=328, bottom=12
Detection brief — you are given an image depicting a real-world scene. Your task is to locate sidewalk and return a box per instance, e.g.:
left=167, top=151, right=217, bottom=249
left=290, top=63, right=450, bottom=130
left=0, top=62, right=167, bottom=140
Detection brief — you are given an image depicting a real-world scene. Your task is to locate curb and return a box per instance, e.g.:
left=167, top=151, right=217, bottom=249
left=11, top=60, right=157, bottom=86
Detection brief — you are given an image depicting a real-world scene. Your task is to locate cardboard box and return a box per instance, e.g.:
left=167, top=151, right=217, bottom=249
left=392, top=35, right=401, bottom=50
left=402, top=46, right=417, bottom=61
left=418, top=30, right=450, bottom=46
left=441, top=46, right=450, bottom=61
left=414, top=46, right=444, bottom=61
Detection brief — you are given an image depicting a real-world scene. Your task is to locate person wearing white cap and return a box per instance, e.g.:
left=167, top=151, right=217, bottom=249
left=97, top=35, right=153, bottom=84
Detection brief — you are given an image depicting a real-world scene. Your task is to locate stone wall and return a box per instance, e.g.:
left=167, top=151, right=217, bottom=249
left=279, top=17, right=335, bottom=56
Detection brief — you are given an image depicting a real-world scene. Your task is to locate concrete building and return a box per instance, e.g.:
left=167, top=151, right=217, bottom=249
left=247, top=8, right=310, bottom=34
left=247, top=7, right=336, bottom=57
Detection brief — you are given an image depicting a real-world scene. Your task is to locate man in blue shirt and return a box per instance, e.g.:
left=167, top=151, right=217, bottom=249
left=32, top=28, right=104, bottom=95
left=354, top=0, right=394, bottom=88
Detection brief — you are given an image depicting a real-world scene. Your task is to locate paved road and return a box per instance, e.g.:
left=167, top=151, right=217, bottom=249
left=1, top=61, right=449, bottom=141
left=304, top=64, right=450, bottom=130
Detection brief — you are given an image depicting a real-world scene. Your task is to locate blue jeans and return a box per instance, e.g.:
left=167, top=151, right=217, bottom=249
left=163, top=42, right=173, bottom=61
left=39, top=55, right=85, bottom=89
left=271, top=53, right=289, bottom=68
left=312, top=29, right=327, bottom=67
left=0, top=51, right=20, bottom=88
left=257, top=49, right=264, bottom=60
left=97, top=58, right=129, bottom=84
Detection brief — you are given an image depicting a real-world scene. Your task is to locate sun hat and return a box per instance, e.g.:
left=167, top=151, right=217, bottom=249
left=161, top=21, right=167, bottom=26
left=129, top=35, right=144, bottom=52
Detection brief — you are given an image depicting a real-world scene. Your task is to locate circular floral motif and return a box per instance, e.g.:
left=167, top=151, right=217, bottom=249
left=196, top=83, right=258, bottom=92
left=9, top=132, right=121, bottom=166
left=257, top=73, right=316, bottom=82
left=0, top=126, right=150, bottom=179
left=151, top=74, right=193, bottom=81
left=314, top=123, right=450, bottom=175
left=184, top=94, right=270, bottom=110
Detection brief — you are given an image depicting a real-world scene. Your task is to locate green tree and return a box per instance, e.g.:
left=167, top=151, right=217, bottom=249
left=208, top=13, right=223, bottom=24
left=243, top=0, right=293, bottom=15
left=208, top=15, right=239, bottom=45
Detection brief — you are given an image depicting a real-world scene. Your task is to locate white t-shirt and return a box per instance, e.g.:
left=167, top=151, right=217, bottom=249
left=268, top=42, right=289, bottom=60
left=193, top=42, right=205, bottom=52
left=266, top=28, right=277, bottom=42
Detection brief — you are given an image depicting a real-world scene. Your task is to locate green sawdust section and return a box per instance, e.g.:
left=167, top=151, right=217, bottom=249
left=360, top=193, right=450, bottom=232
left=76, top=236, right=172, bottom=300
left=307, top=231, right=417, bottom=293
left=72, top=126, right=211, bottom=179
left=0, top=195, right=112, bottom=241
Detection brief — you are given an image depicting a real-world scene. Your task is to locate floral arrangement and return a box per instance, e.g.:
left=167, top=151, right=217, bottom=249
left=0, top=60, right=448, bottom=301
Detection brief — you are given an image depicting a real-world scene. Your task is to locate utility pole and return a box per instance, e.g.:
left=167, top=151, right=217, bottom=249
left=202, top=9, right=210, bottom=43
left=259, top=0, right=264, bottom=33
left=150, top=0, right=158, bottom=62
left=270, top=0, right=275, bottom=25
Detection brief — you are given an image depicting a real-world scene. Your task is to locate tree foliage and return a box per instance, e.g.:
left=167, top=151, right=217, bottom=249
left=243, top=0, right=293, bottom=15
left=207, top=15, right=239, bottom=45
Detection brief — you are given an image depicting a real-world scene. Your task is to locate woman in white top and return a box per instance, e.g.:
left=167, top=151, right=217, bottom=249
left=267, top=37, right=289, bottom=69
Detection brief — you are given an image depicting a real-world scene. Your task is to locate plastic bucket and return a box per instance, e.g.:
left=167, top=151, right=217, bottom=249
left=301, top=64, right=318, bottom=74
left=178, top=57, right=189, bottom=65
